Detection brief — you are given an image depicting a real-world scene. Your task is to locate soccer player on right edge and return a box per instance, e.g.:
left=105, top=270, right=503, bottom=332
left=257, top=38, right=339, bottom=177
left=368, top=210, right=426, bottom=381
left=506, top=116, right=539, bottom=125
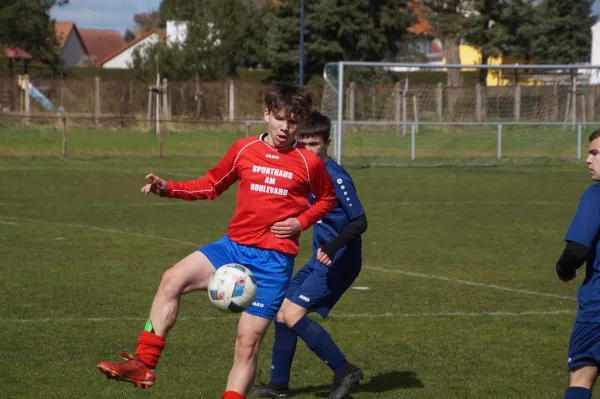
left=557, top=129, right=600, bottom=399
left=250, top=110, right=368, bottom=399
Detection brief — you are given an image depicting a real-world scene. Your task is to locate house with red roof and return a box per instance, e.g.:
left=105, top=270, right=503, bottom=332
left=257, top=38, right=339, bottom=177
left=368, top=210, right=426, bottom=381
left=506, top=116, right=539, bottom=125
left=100, top=29, right=166, bottom=69
left=53, top=22, right=126, bottom=67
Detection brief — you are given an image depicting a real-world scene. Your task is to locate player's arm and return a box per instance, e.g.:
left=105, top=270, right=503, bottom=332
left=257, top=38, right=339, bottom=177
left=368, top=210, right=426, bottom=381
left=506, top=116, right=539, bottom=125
left=556, top=241, right=590, bottom=282
left=318, top=176, right=367, bottom=264
left=296, top=160, right=337, bottom=231
left=321, top=214, right=368, bottom=259
left=161, top=143, right=240, bottom=201
left=556, top=188, right=600, bottom=282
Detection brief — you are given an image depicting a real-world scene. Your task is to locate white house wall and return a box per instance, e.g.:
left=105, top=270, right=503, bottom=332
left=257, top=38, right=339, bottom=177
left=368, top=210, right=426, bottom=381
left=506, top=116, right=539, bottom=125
left=60, top=30, right=86, bottom=66
left=167, top=21, right=187, bottom=47
left=102, top=33, right=161, bottom=69
left=591, top=21, right=600, bottom=84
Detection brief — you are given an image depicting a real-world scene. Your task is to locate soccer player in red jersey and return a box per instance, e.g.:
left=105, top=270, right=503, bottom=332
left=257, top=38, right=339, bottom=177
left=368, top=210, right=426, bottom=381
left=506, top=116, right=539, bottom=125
left=97, top=83, right=337, bottom=399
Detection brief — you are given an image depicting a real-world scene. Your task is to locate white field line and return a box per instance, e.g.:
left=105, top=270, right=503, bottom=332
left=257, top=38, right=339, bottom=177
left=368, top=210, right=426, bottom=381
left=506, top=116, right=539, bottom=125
left=0, top=220, right=19, bottom=225
left=373, top=200, right=567, bottom=206
left=0, top=215, right=197, bottom=246
left=0, top=166, right=199, bottom=178
left=364, top=266, right=575, bottom=301
left=0, top=215, right=574, bottom=302
left=0, top=310, right=573, bottom=324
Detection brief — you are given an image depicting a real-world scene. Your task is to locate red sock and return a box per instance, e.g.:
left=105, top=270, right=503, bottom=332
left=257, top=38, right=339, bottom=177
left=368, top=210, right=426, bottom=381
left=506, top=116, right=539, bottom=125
left=221, top=390, right=245, bottom=399
left=134, top=330, right=165, bottom=368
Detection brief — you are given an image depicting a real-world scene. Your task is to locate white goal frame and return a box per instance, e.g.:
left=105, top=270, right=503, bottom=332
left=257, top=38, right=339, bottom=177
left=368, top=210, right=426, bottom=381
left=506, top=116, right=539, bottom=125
left=328, top=62, right=600, bottom=166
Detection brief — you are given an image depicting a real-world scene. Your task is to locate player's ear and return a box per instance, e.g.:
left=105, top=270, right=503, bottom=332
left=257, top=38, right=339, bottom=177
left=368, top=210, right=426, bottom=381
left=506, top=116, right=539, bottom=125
left=263, top=108, right=270, bottom=122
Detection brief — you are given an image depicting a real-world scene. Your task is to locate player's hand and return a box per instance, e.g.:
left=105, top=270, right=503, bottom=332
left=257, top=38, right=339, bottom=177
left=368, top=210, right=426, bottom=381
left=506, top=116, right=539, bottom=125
left=558, top=271, right=576, bottom=282
left=316, top=248, right=332, bottom=266
left=556, top=263, right=576, bottom=282
left=270, top=218, right=301, bottom=239
left=141, top=173, right=169, bottom=196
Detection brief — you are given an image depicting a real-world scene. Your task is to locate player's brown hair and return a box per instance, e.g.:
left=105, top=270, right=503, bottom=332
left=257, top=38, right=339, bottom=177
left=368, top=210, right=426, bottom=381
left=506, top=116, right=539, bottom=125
left=264, top=82, right=312, bottom=123
left=297, top=110, right=331, bottom=143
left=590, top=129, right=600, bottom=143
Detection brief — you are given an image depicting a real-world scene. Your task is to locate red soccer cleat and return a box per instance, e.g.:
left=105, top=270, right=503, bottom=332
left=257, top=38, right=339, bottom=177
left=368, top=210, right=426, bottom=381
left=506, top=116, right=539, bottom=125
left=97, top=350, right=156, bottom=389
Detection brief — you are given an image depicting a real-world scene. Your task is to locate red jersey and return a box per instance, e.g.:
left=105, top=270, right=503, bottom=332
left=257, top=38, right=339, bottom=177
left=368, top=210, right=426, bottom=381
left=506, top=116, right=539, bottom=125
left=165, top=134, right=337, bottom=256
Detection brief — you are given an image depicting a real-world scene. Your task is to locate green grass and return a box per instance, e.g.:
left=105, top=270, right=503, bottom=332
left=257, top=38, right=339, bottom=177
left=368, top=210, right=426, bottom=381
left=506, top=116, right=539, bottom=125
left=0, top=125, right=590, bottom=398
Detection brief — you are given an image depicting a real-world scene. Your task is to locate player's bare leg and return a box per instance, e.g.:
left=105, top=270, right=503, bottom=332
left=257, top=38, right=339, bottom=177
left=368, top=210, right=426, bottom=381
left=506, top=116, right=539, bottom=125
left=224, top=312, right=272, bottom=396
left=568, top=365, right=598, bottom=389
left=148, top=251, right=216, bottom=337
left=277, top=299, right=309, bottom=327
left=97, top=251, right=216, bottom=388
left=564, top=365, right=597, bottom=398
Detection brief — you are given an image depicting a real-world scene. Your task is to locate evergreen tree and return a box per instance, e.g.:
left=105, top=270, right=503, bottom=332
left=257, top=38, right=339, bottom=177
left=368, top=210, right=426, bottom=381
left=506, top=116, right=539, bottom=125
left=0, top=0, right=68, bottom=66
left=266, top=0, right=414, bottom=82
left=530, top=0, right=596, bottom=64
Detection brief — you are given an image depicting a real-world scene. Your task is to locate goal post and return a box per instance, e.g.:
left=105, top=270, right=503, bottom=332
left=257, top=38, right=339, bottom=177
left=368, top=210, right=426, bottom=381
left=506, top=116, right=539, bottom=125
left=321, top=61, right=600, bottom=167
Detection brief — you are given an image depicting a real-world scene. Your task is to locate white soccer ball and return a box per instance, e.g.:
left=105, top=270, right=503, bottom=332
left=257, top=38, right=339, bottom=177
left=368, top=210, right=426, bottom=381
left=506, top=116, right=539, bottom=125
left=207, top=264, right=257, bottom=313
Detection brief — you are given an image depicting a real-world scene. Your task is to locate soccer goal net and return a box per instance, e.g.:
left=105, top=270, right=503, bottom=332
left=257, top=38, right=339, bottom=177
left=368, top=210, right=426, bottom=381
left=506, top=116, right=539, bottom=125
left=320, top=62, right=600, bottom=167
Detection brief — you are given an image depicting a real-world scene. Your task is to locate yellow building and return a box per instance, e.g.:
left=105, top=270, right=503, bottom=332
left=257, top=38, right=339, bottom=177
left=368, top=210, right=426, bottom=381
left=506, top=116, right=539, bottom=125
left=443, top=44, right=535, bottom=86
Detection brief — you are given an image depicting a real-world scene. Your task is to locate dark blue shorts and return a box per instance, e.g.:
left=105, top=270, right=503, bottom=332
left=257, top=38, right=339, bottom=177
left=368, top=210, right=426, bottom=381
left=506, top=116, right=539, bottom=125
left=567, top=321, right=600, bottom=371
left=199, top=235, right=294, bottom=320
left=286, top=250, right=361, bottom=318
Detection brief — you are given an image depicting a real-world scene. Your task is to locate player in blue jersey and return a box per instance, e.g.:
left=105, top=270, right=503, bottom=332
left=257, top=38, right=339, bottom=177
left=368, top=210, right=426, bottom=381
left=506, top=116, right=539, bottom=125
left=250, top=110, right=368, bottom=399
left=557, top=129, right=600, bottom=399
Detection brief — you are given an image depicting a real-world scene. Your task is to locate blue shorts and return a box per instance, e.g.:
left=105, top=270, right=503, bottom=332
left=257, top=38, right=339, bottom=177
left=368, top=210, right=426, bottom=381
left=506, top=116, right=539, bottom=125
left=286, top=249, right=361, bottom=318
left=199, top=235, right=294, bottom=319
left=567, top=321, right=600, bottom=371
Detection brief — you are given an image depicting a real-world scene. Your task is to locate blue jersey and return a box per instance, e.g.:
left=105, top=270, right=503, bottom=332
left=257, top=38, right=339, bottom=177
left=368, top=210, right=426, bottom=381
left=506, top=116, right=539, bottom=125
left=309, top=158, right=365, bottom=258
left=565, top=183, right=600, bottom=322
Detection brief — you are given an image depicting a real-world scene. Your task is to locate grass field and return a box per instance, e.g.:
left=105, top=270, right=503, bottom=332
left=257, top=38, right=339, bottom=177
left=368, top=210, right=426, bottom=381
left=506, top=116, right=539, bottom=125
left=0, top=125, right=592, bottom=398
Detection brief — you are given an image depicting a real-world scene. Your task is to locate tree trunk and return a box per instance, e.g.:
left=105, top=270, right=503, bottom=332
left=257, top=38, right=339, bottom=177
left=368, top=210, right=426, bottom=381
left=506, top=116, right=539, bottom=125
left=479, top=53, right=489, bottom=87
left=443, top=36, right=462, bottom=116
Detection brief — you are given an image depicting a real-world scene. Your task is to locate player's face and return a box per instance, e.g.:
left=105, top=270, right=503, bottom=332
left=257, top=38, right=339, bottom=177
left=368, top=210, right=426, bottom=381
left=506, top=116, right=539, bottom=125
left=299, top=136, right=330, bottom=161
left=587, top=138, right=600, bottom=181
left=263, top=108, right=298, bottom=148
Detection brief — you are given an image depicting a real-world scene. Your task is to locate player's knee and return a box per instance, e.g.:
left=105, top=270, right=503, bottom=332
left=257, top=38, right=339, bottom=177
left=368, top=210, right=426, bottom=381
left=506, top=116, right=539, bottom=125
left=275, top=311, right=285, bottom=324
left=234, top=332, right=261, bottom=362
left=280, top=309, right=302, bottom=328
left=569, top=366, right=598, bottom=388
left=158, top=267, right=184, bottom=296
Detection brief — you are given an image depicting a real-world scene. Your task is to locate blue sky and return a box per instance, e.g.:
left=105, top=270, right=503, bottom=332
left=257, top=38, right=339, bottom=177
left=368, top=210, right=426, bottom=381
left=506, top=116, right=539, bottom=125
left=52, top=0, right=600, bottom=34
left=51, top=0, right=162, bottom=33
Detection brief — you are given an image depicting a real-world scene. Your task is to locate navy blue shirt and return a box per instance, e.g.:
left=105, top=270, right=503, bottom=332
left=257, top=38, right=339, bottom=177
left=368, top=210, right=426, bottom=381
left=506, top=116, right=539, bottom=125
left=310, top=158, right=365, bottom=259
left=565, top=183, right=600, bottom=321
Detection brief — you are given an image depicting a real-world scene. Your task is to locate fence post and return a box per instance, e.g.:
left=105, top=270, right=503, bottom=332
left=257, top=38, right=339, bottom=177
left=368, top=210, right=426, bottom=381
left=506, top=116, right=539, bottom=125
left=147, top=86, right=153, bottom=132
left=577, top=124, right=582, bottom=160
left=411, top=123, right=416, bottom=160
left=245, top=121, right=250, bottom=137
left=552, top=81, right=559, bottom=121
left=497, top=124, right=502, bottom=160
left=61, top=115, right=68, bottom=157
left=476, top=83, right=482, bottom=122
left=436, top=82, right=443, bottom=121
left=571, top=71, right=577, bottom=130
left=228, top=78, right=235, bottom=122
left=23, top=74, right=30, bottom=123
left=348, top=82, right=355, bottom=121
left=514, top=83, right=521, bottom=121
left=162, top=78, right=170, bottom=131
left=588, top=89, right=596, bottom=122
left=413, top=94, right=419, bottom=134
left=402, top=85, right=407, bottom=136
left=94, top=77, right=101, bottom=125
left=395, top=82, right=401, bottom=136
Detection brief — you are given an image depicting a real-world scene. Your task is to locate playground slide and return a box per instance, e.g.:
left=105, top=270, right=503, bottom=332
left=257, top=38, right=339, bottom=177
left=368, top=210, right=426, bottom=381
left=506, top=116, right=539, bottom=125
left=17, top=76, right=65, bottom=113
